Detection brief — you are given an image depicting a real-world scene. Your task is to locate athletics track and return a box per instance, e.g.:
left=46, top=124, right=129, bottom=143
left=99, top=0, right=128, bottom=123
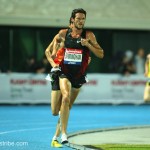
left=0, top=104, right=150, bottom=150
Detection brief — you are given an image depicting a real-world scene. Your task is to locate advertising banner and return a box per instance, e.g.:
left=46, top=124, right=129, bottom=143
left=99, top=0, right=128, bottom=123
left=0, top=73, right=146, bottom=104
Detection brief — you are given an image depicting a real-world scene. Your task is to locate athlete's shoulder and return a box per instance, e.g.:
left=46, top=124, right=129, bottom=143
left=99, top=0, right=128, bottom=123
left=85, top=30, right=95, bottom=39
left=58, top=29, right=68, bottom=34
left=58, top=29, right=68, bottom=38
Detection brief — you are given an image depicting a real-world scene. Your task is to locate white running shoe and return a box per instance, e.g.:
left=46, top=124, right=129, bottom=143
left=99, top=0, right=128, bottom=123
left=61, top=134, right=68, bottom=144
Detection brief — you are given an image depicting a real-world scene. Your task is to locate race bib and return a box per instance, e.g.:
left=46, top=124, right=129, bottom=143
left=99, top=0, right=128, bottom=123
left=64, top=48, right=83, bottom=65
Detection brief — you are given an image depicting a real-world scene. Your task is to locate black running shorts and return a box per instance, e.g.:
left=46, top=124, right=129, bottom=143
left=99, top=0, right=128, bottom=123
left=51, top=72, right=87, bottom=90
left=59, top=73, right=87, bottom=89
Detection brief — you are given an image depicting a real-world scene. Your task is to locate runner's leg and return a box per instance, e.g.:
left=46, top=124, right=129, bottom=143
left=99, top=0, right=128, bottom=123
left=51, top=90, right=63, bottom=147
left=69, top=88, right=81, bottom=109
left=59, top=78, right=71, bottom=143
left=51, top=90, right=62, bottom=116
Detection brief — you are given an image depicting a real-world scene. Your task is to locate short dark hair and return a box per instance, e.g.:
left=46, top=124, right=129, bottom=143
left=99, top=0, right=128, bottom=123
left=71, top=8, right=86, bottom=19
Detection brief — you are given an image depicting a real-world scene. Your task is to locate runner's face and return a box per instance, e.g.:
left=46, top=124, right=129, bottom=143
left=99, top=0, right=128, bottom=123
left=73, top=13, right=86, bottom=29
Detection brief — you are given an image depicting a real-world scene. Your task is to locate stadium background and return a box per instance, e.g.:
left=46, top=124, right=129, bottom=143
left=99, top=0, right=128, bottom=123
left=0, top=0, right=150, bottom=73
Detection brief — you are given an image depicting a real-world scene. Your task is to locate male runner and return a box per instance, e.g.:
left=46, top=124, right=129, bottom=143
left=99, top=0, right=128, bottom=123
left=53, top=8, right=104, bottom=144
left=45, top=30, right=90, bottom=147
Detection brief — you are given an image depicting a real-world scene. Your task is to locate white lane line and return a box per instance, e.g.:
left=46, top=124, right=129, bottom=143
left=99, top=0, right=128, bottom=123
left=0, top=127, right=53, bottom=135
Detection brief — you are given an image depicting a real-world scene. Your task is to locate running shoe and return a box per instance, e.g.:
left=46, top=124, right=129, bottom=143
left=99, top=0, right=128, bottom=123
left=51, top=140, right=62, bottom=148
left=61, top=134, right=68, bottom=144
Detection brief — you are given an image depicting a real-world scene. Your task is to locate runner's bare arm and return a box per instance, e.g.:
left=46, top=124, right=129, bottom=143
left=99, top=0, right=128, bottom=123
left=54, top=29, right=67, bottom=46
left=45, top=35, right=59, bottom=68
left=45, top=30, right=66, bottom=68
left=81, top=31, right=104, bottom=59
left=52, top=33, right=65, bottom=57
left=56, top=29, right=66, bottom=39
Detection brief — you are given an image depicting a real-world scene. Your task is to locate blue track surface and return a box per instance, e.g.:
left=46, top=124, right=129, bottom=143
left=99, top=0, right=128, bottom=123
left=0, top=104, right=150, bottom=150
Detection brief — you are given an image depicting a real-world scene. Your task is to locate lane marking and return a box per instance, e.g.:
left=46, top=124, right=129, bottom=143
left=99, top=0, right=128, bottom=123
left=0, top=127, right=52, bottom=135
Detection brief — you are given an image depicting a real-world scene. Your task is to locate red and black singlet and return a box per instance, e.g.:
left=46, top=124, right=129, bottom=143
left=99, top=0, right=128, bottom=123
left=59, top=29, right=90, bottom=78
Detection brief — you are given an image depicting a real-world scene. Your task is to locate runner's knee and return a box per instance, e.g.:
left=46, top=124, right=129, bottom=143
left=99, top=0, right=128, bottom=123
left=51, top=108, right=59, bottom=116
left=52, top=111, right=59, bottom=116
left=62, top=95, right=70, bottom=105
